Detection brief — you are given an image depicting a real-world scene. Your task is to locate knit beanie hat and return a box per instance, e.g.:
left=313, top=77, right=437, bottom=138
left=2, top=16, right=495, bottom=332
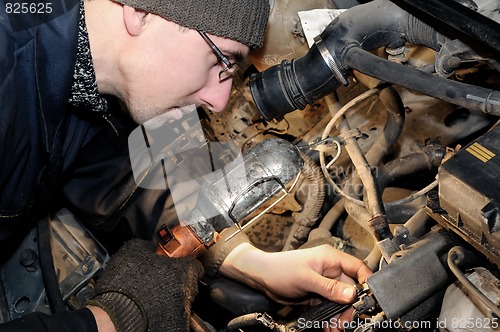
left=113, top=0, right=270, bottom=49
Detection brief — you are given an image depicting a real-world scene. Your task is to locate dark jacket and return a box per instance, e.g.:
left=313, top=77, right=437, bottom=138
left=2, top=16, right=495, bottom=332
left=0, top=0, right=105, bottom=330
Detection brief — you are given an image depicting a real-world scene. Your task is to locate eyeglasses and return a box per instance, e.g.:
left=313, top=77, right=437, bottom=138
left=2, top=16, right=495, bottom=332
left=198, top=30, right=240, bottom=82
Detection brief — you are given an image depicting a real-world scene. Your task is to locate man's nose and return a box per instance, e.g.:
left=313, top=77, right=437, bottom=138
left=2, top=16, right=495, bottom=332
left=199, top=77, right=233, bottom=113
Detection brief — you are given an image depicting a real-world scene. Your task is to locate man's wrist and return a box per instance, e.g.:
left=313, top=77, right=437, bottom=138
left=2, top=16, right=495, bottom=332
left=199, top=224, right=250, bottom=277
left=219, top=242, right=267, bottom=290
left=87, top=305, right=117, bottom=332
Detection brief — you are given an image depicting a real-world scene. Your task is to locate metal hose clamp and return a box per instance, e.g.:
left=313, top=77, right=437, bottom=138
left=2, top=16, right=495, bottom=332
left=314, top=35, right=350, bottom=86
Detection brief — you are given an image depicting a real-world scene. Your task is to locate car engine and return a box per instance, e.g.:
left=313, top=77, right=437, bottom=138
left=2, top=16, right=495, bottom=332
left=191, top=0, right=500, bottom=330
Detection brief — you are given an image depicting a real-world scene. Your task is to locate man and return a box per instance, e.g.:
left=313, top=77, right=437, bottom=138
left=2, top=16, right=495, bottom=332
left=0, top=0, right=372, bottom=330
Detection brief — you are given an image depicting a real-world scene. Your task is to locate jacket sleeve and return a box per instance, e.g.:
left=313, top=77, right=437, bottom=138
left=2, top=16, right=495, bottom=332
left=0, top=308, right=98, bottom=332
left=0, top=10, right=36, bottom=240
left=0, top=2, right=81, bottom=240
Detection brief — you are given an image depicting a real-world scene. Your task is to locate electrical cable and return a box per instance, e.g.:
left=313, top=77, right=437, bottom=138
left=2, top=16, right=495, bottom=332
left=37, top=217, right=66, bottom=313
left=384, top=179, right=438, bottom=207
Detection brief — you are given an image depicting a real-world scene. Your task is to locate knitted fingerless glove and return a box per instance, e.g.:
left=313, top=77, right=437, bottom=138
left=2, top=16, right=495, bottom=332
left=87, top=239, right=203, bottom=332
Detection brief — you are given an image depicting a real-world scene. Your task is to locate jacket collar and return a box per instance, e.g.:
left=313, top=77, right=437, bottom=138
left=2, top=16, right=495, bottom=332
left=68, top=0, right=108, bottom=113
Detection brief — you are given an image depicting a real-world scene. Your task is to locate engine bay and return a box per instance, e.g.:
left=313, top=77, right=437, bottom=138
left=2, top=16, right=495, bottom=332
left=193, top=0, right=500, bottom=330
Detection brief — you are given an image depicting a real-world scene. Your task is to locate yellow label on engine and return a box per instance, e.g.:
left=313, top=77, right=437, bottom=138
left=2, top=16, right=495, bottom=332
left=466, top=142, right=496, bottom=163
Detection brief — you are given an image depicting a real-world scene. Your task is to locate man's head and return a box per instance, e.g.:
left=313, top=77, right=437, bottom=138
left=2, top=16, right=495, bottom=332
left=85, top=0, right=269, bottom=124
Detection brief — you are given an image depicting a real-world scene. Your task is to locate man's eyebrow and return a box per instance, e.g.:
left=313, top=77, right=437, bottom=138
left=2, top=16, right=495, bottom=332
left=222, top=49, right=245, bottom=63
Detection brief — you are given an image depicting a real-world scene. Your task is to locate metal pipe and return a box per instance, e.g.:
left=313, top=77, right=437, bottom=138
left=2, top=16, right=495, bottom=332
left=447, top=246, right=500, bottom=319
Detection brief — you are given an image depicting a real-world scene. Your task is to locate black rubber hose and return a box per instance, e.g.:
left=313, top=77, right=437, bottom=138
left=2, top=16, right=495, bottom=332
left=365, top=87, right=406, bottom=166
left=344, top=86, right=406, bottom=198
left=249, top=47, right=340, bottom=121
left=377, top=144, right=445, bottom=189
left=344, top=47, right=500, bottom=116
left=37, top=217, right=66, bottom=313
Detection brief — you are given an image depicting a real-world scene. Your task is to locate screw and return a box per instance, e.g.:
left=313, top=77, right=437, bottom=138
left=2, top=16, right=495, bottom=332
left=81, top=263, right=91, bottom=274
left=20, top=249, right=37, bottom=268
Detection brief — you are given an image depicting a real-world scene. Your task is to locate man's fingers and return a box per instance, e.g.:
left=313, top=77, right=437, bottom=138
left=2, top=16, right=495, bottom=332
left=321, top=248, right=373, bottom=283
left=308, top=247, right=374, bottom=303
left=349, top=261, right=373, bottom=284
left=336, top=250, right=373, bottom=283
left=308, top=276, right=357, bottom=303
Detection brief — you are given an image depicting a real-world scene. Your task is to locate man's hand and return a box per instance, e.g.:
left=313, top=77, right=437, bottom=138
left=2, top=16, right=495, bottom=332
left=219, top=243, right=372, bottom=331
left=220, top=243, right=371, bottom=303
left=87, top=239, right=203, bottom=332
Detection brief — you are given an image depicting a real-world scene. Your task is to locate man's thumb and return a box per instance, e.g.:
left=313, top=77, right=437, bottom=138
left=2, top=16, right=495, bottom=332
left=315, top=277, right=357, bottom=303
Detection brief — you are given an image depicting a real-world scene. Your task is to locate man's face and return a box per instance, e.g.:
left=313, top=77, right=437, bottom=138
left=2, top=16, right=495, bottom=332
left=117, top=13, right=250, bottom=124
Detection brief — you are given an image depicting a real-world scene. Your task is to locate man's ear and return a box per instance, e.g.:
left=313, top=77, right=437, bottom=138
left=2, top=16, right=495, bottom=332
left=123, top=5, right=149, bottom=36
